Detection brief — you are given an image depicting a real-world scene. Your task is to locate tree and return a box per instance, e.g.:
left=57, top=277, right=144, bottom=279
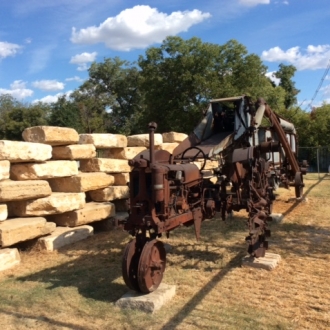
left=0, top=94, right=22, bottom=139
left=74, top=57, right=145, bottom=135
left=3, top=103, right=49, bottom=141
left=275, top=64, right=300, bottom=108
left=48, top=96, right=84, bottom=133
left=138, top=37, right=279, bottom=133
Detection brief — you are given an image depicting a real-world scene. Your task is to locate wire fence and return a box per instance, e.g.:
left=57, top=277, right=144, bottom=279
left=298, top=146, right=330, bottom=173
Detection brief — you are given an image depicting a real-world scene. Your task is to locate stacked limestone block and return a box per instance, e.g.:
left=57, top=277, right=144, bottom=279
left=0, top=126, right=104, bottom=261
left=78, top=133, right=130, bottom=216
left=0, top=138, right=56, bottom=268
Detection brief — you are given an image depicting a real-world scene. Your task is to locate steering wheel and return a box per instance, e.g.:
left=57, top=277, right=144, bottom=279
left=181, top=146, right=207, bottom=171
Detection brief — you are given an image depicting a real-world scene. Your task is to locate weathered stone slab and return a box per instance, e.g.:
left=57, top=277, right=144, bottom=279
left=79, top=134, right=127, bottom=148
left=0, top=160, right=10, bottom=181
left=162, top=132, right=187, bottom=143
left=46, top=202, right=115, bottom=226
left=0, top=140, right=52, bottom=163
left=80, top=158, right=131, bottom=173
left=0, top=180, right=51, bottom=202
left=103, top=147, right=146, bottom=160
left=0, top=217, right=56, bottom=247
left=48, top=172, right=114, bottom=192
left=156, top=143, right=179, bottom=154
left=10, top=160, right=78, bottom=180
left=52, top=144, right=96, bottom=160
left=7, top=192, right=86, bottom=216
left=270, top=213, right=284, bottom=223
left=241, top=253, right=281, bottom=270
left=127, top=134, right=163, bottom=147
left=0, top=248, right=21, bottom=271
left=116, top=283, right=176, bottom=313
left=113, top=199, right=129, bottom=212
left=204, top=160, right=219, bottom=170
left=113, top=173, right=130, bottom=185
left=22, top=126, right=79, bottom=146
left=37, top=225, right=93, bottom=251
left=0, top=204, right=8, bottom=221
left=89, top=186, right=129, bottom=202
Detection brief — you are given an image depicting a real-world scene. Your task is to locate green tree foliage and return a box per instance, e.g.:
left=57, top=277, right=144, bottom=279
left=2, top=102, right=49, bottom=141
left=48, top=96, right=84, bottom=133
left=275, top=64, right=300, bottom=108
left=0, top=94, right=22, bottom=139
left=138, top=37, right=277, bottom=133
left=309, top=103, right=330, bottom=146
left=74, top=57, right=145, bottom=135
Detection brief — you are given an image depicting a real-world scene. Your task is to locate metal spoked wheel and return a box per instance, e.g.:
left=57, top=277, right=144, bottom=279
left=122, top=238, right=143, bottom=291
left=137, top=239, right=166, bottom=293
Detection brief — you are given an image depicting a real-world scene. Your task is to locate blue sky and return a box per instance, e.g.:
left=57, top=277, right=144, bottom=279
left=0, top=0, right=330, bottom=110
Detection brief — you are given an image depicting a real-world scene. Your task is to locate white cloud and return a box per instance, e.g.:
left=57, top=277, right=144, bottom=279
left=65, top=76, right=84, bottom=82
left=265, top=71, right=280, bottom=85
left=321, top=84, right=330, bottom=98
left=0, top=80, right=33, bottom=99
left=239, top=0, right=270, bottom=6
left=261, top=44, right=330, bottom=70
left=32, top=79, right=65, bottom=91
left=0, top=41, right=21, bottom=59
left=71, top=5, right=211, bottom=51
left=70, top=52, right=97, bottom=71
left=32, top=90, right=73, bottom=104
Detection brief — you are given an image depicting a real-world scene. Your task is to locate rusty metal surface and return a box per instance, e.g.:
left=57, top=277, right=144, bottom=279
left=138, top=239, right=166, bottom=293
left=121, top=97, right=307, bottom=292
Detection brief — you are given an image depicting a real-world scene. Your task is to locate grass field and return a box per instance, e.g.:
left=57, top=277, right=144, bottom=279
left=0, top=173, right=329, bottom=330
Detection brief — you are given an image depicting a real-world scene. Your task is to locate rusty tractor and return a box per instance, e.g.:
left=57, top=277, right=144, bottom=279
left=121, top=96, right=307, bottom=293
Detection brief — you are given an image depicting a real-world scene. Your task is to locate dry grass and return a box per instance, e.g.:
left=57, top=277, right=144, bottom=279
left=0, top=173, right=329, bottom=330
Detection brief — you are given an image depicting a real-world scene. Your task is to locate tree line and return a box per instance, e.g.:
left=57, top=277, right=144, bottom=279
left=0, top=36, right=329, bottom=149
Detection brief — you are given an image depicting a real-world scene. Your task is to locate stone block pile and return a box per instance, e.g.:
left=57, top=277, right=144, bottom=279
left=0, top=126, right=188, bottom=271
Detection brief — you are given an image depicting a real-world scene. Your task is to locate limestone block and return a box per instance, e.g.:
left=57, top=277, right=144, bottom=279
left=0, top=140, right=52, bottom=163
left=127, top=133, right=163, bottom=147
left=0, top=180, right=51, bottom=202
left=47, top=202, right=115, bottom=226
left=48, top=172, right=114, bottom=192
left=162, top=132, right=188, bottom=143
left=22, top=126, right=79, bottom=146
left=156, top=143, right=179, bottom=154
left=113, top=173, right=130, bottom=185
left=79, top=158, right=131, bottom=173
left=113, top=199, right=129, bottom=212
left=116, top=283, right=176, bottom=313
left=89, top=186, right=129, bottom=202
left=204, top=160, right=219, bottom=170
left=0, top=217, right=56, bottom=247
left=193, top=160, right=218, bottom=170
left=79, top=133, right=127, bottom=148
left=52, top=144, right=96, bottom=160
left=0, top=248, right=21, bottom=271
left=241, top=253, right=281, bottom=270
left=37, top=225, right=93, bottom=251
left=10, top=160, right=79, bottom=180
left=103, top=147, right=146, bottom=160
left=0, top=204, right=8, bottom=221
left=0, top=160, right=10, bottom=181
left=7, top=192, right=86, bottom=216
left=270, top=213, right=284, bottom=223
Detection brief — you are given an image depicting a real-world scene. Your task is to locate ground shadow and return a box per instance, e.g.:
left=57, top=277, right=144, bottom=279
left=17, top=231, right=130, bottom=303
